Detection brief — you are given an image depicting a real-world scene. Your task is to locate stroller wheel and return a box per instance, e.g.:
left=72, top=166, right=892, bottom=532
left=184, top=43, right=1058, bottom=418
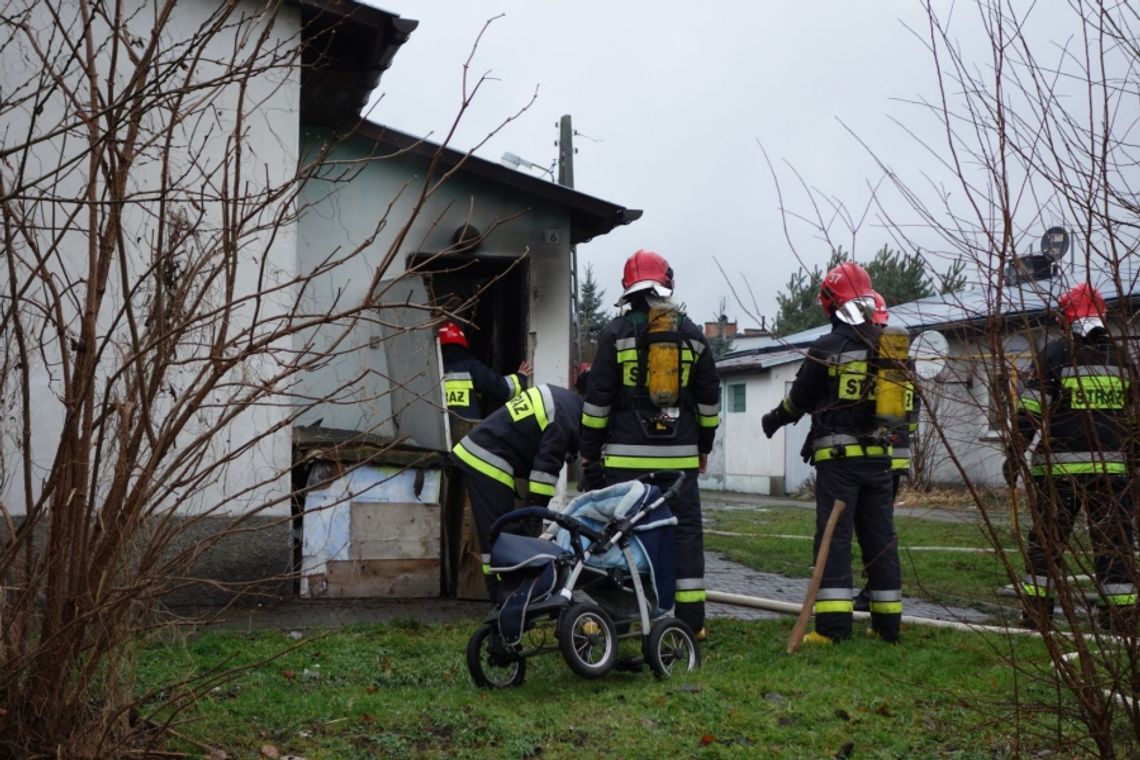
left=557, top=603, right=618, bottom=679
left=644, top=617, right=701, bottom=679
left=467, top=624, right=526, bottom=688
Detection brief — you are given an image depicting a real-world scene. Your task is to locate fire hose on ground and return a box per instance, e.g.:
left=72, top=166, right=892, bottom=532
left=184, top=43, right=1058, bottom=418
left=706, top=588, right=1038, bottom=636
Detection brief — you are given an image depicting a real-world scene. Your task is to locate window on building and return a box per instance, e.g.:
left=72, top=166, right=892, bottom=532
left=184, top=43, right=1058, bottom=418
left=728, top=382, right=746, bottom=413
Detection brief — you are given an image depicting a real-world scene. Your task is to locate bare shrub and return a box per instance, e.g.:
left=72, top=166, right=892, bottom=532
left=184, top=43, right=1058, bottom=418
left=0, top=3, right=528, bottom=755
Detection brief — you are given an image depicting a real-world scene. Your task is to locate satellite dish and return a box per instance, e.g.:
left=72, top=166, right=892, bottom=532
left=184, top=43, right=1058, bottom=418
left=1040, top=226, right=1069, bottom=261
left=910, top=330, right=949, bottom=381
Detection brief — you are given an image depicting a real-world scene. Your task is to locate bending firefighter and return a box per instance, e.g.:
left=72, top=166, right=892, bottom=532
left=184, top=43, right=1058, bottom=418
left=439, top=321, right=532, bottom=421
left=452, top=383, right=583, bottom=600
left=762, top=262, right=903, bottom=644
left=1008, top=283, right=1137, bottom=633
left=579, top=250, right=721, bottom=636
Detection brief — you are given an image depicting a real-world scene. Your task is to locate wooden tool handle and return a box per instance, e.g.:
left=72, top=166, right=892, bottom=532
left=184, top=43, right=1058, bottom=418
left=786, top=499, right=846, bottom=654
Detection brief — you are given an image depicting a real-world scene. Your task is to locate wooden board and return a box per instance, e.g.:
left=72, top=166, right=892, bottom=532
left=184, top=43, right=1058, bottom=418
left=456, top=495, right=488, bottom=600
left=350, top=502, right=440, bottom=561
left=325, top=559, right=441, bottom=598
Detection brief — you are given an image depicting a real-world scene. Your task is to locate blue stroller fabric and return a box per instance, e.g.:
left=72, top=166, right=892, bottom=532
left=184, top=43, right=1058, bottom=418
left=553, top=480, right=678, bottom=616
left=490, top=534, right=571, bottom=646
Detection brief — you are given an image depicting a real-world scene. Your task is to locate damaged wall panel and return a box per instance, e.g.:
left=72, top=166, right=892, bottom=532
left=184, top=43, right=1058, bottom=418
left=301, top=462, right=443, bottom=598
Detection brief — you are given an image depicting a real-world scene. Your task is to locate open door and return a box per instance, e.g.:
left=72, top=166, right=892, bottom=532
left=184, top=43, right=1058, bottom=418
left=375, top=274, right=448, bottom=452
left=407, top=252, right=532, bottom=599
left=410, top=253, right=531, bottom=388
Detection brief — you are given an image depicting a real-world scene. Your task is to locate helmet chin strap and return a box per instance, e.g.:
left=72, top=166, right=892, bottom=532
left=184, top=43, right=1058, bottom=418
left=1070, top=316, right=1104, bottom=337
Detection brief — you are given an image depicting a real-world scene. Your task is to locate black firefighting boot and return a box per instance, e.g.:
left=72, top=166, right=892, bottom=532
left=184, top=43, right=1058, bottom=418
left=869, top=611, right=901, bottom=643
left=675, top=601, right=704, bottom=636
left=1097, top=605, right=1137, bottom=637
left=1020, top=596, right=1055, bottom=631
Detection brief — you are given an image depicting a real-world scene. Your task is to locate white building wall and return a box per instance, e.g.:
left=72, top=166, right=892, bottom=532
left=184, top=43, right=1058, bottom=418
left=295, top=130, right=574, bottom=436
left=0, top=1, right=300, bottom=517
left=920, top=334, right=1031, bottom=487
left=713, top=362, right=802, bottom=494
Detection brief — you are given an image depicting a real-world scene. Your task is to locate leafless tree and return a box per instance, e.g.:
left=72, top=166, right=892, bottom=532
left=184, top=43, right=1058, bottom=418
left=887, top=2, right=1140, bottom=755
left=747, top=1, right=1140, bottom=755
left=0, top=2, right=530, bottom=755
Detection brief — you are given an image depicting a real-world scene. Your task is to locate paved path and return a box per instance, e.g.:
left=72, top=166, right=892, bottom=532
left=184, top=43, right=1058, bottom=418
left=704, top=552, right=994, bottom=624
left=701, top=490, right=998, bottom=624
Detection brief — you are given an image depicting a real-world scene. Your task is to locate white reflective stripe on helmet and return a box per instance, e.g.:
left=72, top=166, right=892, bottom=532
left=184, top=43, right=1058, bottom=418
left=617, top=279, right=674, bottom=304
left=834, top=296, right=875, bottom=325
left=1071, top=316, right=1104, bottom=337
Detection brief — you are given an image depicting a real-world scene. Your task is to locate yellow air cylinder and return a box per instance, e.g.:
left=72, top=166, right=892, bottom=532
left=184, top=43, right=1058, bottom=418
left=875, top=325, right=910, bottom=427
left=647, top=305, right=681, bottom=406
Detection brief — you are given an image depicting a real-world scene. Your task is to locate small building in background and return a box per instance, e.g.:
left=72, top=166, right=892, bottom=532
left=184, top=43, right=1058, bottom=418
left=706, top=243, right=1139, bottom=495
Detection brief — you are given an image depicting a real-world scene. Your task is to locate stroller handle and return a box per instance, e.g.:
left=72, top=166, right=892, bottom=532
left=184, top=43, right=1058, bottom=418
left=640, top=470, right=686, bottom=502
left=488, top=506, right=606, bottom=546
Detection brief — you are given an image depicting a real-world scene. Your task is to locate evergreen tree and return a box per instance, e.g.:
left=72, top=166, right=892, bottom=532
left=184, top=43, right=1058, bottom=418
left=863, top=245, right=935, bottom=305
left=773, top=249, right=846, bottom=336
left=576, top=263, right=611, bottom=363
left=774, top=246, right=966, bottom=336
left=708, top=298, right=736, bottom=358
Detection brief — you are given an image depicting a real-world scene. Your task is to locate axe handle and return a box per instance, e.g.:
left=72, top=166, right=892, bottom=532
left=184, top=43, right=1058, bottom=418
left=786, top=499, right=846, bottom=654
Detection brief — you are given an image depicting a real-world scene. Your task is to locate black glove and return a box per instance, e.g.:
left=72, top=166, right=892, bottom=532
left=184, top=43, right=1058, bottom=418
left=580, top=460, right=606, bottom=492
left=762, top=402, right=797, bottom=439
left=762, top=409, right=785, bottom=439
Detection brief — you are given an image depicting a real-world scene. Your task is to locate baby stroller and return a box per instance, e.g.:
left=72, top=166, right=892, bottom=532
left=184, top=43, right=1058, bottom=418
left=465, top=472, right=701, bottom=688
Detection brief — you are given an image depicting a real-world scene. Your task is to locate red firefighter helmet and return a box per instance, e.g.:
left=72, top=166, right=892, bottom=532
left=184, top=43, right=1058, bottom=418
left=438, top=321, right=468, bottom=348
left=619, top=249, right=674, bottom=303
left=1057, top=283, right=1106, bottom=334
left=870, top=291, right=889, bottom=326
left=818, top=261, right=875, bottom=323
left=1058, top=283, right=1105, bottom=322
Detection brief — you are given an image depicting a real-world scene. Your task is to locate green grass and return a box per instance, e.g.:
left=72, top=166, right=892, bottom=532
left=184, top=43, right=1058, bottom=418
left=705, top=505, right=1020, bottom=615
left=136, top=617, right=1100, bottom=759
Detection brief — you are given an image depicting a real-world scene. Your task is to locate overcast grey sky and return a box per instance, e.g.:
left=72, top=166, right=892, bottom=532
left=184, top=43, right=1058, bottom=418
left=362, top=2, right=1058, bottom=327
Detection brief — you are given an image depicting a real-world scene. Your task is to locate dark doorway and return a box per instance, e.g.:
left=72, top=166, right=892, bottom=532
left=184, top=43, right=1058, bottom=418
left=409, top=253, right=530, bottom=379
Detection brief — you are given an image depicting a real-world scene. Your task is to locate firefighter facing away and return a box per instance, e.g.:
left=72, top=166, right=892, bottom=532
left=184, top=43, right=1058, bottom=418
left=579, top=249, right=721, bottom=636
left=870, top=290, right=918, bottom=503
left=439, top=321, right=532, bottom=420
left=452, top=383, right=584, bottom=599
left=855, top=290, right=918, bottom=612
left=1009, top=283, right=1137, bottom=633
left=761, top=262, right=903, bottom=643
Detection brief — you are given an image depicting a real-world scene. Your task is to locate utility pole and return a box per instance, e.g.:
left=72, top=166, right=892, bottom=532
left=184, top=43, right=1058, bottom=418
left=558, top=115, right=580, bottom=378
left=557, top=115, right=575, bottom=188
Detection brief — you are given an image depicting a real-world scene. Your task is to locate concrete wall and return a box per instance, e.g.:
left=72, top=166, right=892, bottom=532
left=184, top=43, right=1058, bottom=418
left=919, top=332, right=1038, bottom=487
left=705, top=362, right=801, bottom=494
left=294, top=130, right=574, bottom=440
left=0, top=1, right=299, bottom=519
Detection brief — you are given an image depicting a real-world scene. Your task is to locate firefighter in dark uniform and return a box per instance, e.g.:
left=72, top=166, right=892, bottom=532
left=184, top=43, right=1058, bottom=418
left=439, top=321, right=531, bottom=420
left=1008, top=283, right=1136, bottom=633
left=452, top=383, right=583, bottom=599
left=579, top=249, right=721, bottom=636
left=855, top=291, right=917, bottom=612
left=762, top=262, right=902, bottom=643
